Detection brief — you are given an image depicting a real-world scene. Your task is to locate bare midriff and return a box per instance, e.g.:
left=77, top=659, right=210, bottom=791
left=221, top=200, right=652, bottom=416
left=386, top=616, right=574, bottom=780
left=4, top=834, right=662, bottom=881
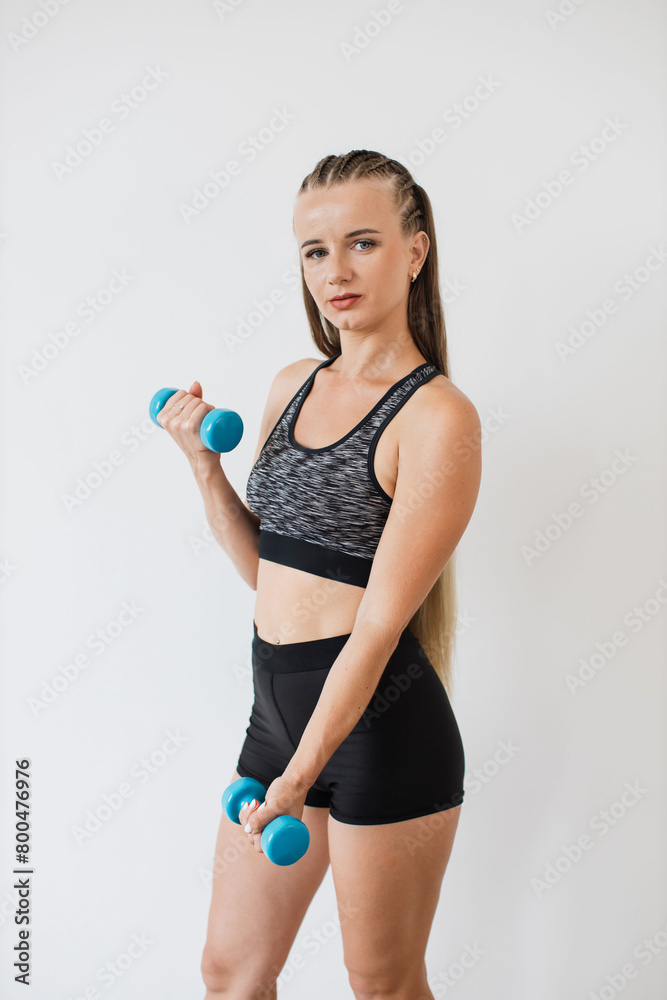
left=252, top=561, right=367, bottom=645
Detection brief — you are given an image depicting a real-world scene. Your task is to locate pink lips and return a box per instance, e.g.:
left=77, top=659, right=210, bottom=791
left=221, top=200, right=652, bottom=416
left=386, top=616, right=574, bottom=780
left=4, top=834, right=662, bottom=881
left=330, top=295, right=362, bottom=310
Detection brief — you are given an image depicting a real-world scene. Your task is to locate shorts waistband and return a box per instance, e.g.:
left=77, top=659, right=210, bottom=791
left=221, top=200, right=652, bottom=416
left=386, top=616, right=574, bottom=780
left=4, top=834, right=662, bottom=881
left=252, top=619, right=418, bottom=673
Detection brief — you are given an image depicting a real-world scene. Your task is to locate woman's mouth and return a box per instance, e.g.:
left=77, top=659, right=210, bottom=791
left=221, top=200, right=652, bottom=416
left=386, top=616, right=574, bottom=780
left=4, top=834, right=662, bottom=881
left=329, top=295, right=362, bottom=310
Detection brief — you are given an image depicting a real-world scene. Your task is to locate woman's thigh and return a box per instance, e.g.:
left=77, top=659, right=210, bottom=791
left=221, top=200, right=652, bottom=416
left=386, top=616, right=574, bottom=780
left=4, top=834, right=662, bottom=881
left=328, top=805, right=462, bottom=994
left=200, top=769, right=331, bottom=994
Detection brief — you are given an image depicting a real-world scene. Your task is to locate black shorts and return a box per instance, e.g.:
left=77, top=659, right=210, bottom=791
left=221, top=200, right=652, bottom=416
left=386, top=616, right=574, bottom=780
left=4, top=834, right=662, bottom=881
left=236, top=620, right=465, bottom=826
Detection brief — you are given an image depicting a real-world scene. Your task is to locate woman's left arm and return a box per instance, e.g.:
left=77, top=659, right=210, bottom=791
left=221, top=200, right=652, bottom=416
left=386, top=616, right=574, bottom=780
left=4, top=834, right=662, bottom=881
left=243, top=388, right=482, bottom=845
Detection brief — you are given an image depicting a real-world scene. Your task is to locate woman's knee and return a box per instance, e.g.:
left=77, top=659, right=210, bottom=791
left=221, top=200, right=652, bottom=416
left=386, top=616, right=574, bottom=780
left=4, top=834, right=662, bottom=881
left=200, top=944, right=279, bottom=999
left=347, top=961, right=429, bottom=1000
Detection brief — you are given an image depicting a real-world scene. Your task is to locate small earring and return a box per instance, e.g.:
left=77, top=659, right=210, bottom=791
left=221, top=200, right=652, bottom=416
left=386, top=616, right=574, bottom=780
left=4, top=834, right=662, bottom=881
left=411, top=268, right=421, bottom=283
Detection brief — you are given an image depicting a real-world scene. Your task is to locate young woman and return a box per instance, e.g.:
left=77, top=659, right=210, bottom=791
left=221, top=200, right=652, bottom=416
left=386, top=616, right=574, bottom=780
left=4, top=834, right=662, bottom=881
left=158, top=150, right=482, bottom=1000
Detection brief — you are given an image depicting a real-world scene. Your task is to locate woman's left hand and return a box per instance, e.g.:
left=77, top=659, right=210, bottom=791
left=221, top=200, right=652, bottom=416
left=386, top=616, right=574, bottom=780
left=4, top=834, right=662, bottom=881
left=239, top=774, right=309, bottom=855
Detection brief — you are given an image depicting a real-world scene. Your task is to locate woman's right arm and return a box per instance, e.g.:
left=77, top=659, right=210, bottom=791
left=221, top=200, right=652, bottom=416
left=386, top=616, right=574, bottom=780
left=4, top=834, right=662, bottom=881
left=157, top=365, right=309, bottom=590
left=189, top=460, right=261, bottom=591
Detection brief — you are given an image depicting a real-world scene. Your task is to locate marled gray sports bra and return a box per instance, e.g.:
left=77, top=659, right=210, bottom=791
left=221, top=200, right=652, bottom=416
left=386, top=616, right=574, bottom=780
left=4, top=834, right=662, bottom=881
left=245, top=351, right=443, bottom=587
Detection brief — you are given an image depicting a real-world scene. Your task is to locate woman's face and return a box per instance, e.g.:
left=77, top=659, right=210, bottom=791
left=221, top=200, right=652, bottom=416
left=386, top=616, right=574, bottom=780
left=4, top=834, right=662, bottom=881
left=293, top=179, right=427, bottom=334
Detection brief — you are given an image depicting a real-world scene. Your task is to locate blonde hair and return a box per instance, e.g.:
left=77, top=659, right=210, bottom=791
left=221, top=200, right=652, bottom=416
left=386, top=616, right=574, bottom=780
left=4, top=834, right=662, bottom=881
left=295, top=150, right=459, bottom=695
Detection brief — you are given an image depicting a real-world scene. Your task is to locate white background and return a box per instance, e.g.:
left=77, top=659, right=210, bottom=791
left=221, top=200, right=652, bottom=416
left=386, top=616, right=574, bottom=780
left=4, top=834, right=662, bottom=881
left=1, top=0, right=666, bottom=998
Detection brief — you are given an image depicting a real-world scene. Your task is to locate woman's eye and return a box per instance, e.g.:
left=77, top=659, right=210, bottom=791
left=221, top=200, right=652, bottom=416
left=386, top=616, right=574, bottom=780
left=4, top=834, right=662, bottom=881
left=305, top=239, right=375, bottom=259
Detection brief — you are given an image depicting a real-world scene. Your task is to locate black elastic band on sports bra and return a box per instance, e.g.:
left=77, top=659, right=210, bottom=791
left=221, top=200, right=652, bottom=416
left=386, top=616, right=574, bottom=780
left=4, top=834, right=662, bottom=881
left=258, top=530, right=372, bottom=588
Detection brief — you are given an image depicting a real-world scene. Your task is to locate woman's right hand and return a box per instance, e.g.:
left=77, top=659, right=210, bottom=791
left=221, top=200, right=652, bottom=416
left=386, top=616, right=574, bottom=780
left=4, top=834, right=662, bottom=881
left=156, top=381, right=221, bottom=474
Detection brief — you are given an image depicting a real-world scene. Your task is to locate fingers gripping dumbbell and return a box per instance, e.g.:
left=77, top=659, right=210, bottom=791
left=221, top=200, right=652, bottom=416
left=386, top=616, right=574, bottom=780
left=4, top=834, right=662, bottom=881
left=149, top=387, right=243, bottom=453
left=221, top=777, right=310, bottom=866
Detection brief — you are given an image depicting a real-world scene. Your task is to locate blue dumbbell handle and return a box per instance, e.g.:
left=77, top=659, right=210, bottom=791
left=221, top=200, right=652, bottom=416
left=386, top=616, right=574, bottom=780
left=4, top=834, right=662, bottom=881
left=149, top=387, right=243, bottom=454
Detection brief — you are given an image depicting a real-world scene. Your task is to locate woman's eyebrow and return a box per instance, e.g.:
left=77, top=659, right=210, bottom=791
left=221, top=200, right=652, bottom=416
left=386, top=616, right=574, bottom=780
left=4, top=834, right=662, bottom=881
left=300, top=228, right=382, bottom=249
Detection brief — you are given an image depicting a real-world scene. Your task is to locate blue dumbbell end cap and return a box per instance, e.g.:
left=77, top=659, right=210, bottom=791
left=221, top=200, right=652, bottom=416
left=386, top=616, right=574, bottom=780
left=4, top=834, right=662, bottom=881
left=221, top=777, right=266, bottom=824
left=201, top=409, right=244, bottom=453
left=261, top=816, right=310, bottom=866
left=149, top=388, right=179, bottom=427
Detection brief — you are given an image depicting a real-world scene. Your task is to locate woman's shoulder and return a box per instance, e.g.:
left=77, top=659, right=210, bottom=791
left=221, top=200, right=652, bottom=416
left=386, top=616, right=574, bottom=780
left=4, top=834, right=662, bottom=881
left=406, top=369, right=481, bottom=439
left=269, top=355, right=323, bottom=400
left=249, top=357, right=325, bottom=467
left=275, top=355, right=324, bottom=383
left=259, top=356, right=324, bottom=428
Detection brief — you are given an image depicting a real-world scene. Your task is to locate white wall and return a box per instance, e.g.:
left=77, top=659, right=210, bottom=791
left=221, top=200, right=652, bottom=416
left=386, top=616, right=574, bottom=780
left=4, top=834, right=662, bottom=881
left=1, top=0, right=665, bottom=997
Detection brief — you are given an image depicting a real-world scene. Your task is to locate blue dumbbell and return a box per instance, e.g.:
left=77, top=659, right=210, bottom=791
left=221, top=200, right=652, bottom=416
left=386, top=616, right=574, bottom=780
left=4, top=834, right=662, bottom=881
left=221, top=777, right=310, bottom=867
left=149, top=387, right=244, bottom=453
